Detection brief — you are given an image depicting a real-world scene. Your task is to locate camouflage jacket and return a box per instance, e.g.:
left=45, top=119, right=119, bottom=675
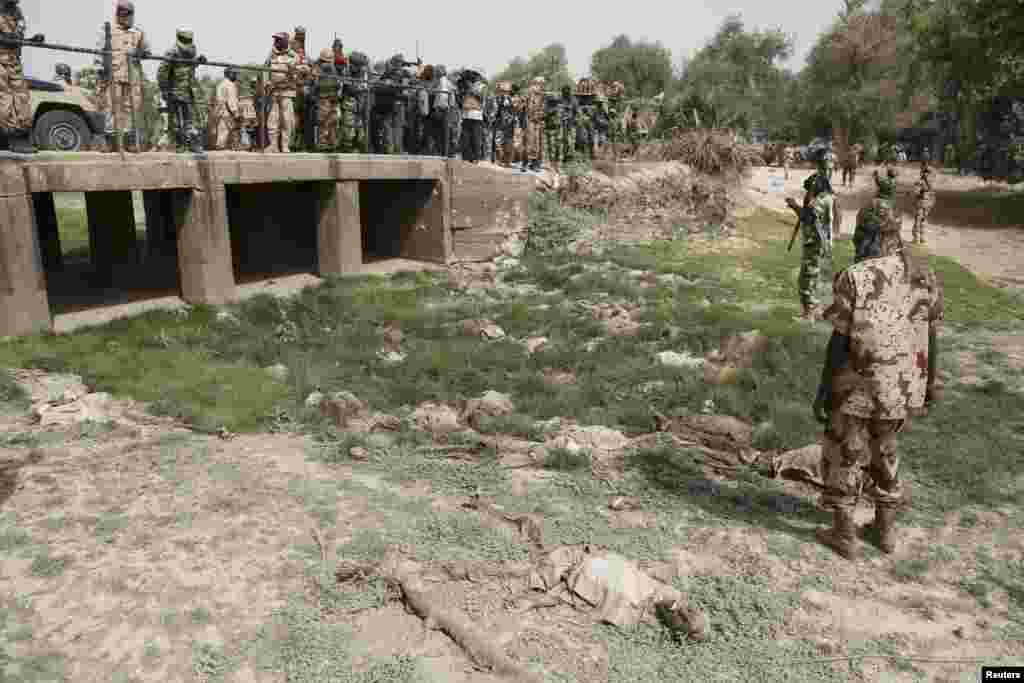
left=856, top=198, right=898, bottom=235
left=157, top=49, right=197, bottom=101
left=804, top=192, right=833, bottom=252
left=915, top=176, right=934, bottom=200
left=0, top=5, right=26, bottom=63
left=824, top=254, right=944, bottom=420
left=525, top=86, right=545, bottom=123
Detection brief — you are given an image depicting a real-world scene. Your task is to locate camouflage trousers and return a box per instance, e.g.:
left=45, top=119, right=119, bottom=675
left=913, top=194, right=935, bottom=242
left=338, top=96, right=356, bottom=151
left=214, top=117, right=241, bottom=151
left=525, top=120, right=543, bottom=161
left=798, top=230, right=824, bottom=307
left=372, top=105, right=405, bottom=155
left=821, top=410, right=906, bottom=510
left=495, top=126, right=515, bottom=164
left=318, top=97, right=339, bottom=151
left=101, top=80, right=145, bottom=135
left=0, top=59, right=31, bottom=130
left=266, top=95, right=296, bottom=153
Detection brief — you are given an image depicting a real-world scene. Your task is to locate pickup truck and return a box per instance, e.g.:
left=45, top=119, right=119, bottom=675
left=28, top=77, right=107, bottom=152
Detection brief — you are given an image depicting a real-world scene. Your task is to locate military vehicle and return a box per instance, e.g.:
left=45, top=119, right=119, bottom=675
left=28, top=77, right=106, bottom=152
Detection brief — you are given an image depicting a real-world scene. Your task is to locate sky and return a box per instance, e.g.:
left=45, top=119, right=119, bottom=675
left=21, top=1, right=850, bottom=84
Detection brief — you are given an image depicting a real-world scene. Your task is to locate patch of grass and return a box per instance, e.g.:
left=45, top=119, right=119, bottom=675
left=957, top=546, right=1024, bottom=615
left=159, top=608, right=178, bottom=627
left=143, top=639, right=161, bottom=660
left=188, top=606, right=212, bottom=625
left=0, top=522, right=32, bottom=554
left=29, top=547, right=69, bottom=578
left=0, top=431, right=38, bottom=448
left=891, top=557, right=932, bottom=583
left=94, top=511, right=129, bottom=544
left=208, top=462, right=242, bottom=483
left=524, top=192, right=601, bottom=255
left=245, top=599, right=356, bottom=680
left=191, top=641, right=236, bottom=681
left=0, top=368, right=29, bottom=409
left=474, top=413, right=545, bottom=440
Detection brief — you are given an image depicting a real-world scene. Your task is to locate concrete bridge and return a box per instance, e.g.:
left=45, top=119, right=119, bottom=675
left=0, top=152, right=534, bottom=338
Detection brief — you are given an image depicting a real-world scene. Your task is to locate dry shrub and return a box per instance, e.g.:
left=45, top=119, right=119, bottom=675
left=660, top=128, right=760, bottom=179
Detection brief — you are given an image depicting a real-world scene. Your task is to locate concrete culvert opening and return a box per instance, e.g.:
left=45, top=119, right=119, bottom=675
left=227, top=182, right=320, bottom=284
left=35, top=190, right=184, bottom=319
left=360, top=179, right=445, bottom=263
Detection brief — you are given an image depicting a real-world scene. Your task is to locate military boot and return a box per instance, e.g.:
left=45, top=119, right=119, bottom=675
left=9, top=129, right=37, bottom=154
left=816, top=506, right=860, bottom=560
left=860, top=504, right=899, bottom=554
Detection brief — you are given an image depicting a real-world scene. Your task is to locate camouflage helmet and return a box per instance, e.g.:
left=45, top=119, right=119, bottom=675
left=176, top=29, right=194, bottom=51
left=55, top=63, right=72, bottom=80
left=609, top=81, right=625, bottom=97
left=576, top=78, right=596, bottom=96
left=294, top=26, right=306, bottom=37
left=348, top=51, right=369, bottom=68
left=319, top=47, right=333, bottom=62
left=223, top=66, right=238, bottom=79
left=531, top=76, right=545, bottom=86
left=496, top=80, right=512, bottom=94
left=390, top=54, right=405, bottom=68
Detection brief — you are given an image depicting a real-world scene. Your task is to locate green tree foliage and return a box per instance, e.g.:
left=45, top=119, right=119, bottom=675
left=492, top=43, right=573, bottom=91
left=669, top=15, right=793, bottom=136
left=589, top=35, right=673, bottom=99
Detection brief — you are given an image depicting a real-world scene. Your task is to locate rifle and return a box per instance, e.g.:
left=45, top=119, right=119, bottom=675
left=785, top=196, right=804, bottom=252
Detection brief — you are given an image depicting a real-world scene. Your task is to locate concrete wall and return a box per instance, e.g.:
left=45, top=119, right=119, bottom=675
left=0, top=154, right=454, bottom=338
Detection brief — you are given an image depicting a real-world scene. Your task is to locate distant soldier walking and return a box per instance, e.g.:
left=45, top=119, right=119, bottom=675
left=782, top=145, right=794, bottom=180
left=912, top=163, right=935, bottom=244
left=840, top=143, right=861, bottom=187
left=813, top=180, right=944, bottom=560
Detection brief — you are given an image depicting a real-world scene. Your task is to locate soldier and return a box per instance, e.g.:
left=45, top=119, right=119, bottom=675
left=313, top=47, right=341, bottom=152
left=212, top=67, right=242, bottom=151
left=423, top=64, right=451, bottom=157
left=575, top=78, right=596, bottom=161
left=840, top=143, right=861, bottom=186
left=94, top=0, right=149, bottom=152
left=290, top=26, right=313, bottom=151
left=0, top=0, right=42, bottom=153
left=156, top=29, right=204, bottom=154
left=510, top=83, right=527, bottom=169
left=559, top=84, right=578, bottom=164
left=786, top=170, right=834, bottom=321
left=592, top=92, right=610, bottom=157
left=370, top=55, right=409, bottom=155
left=912, top=163, right=935, bottom=244
left=782, top=145, right=795, bottom=180
left=343, top=51, right=370, bottom=153
left=458, top=68, right=485, bottom=163
left=524, top=76, right=545, bottom=172
left=265, top=32, right=306, bottom=153
left=542, top=89, right=561, bottom=172
left=814, top=177, right=943, bottom=560
left=407, top=64, right=429, bottom=155
left=492, top=81, right=514, bottom=166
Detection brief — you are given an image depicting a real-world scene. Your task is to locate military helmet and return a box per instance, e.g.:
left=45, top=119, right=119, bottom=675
left=496, top=80, right=512, bottom=94
left=176, top=29, right=194, bottom=48
left=390, top=54, right=405, bottom=67
left=294, top=26, right=306, bottom=34
left=561, top=84, right=572, bottom=97
left=224, top=66, right=238, bottom=79
left=576, top=78, right=596, bottom=96
left=319, top=47, right=333, bottom=62
left=55, top=63, right=71, bottom=79
left=609, top=81, right=625, bottom=97
left=531, top=76, right=545, bottom=86
left=348, top=51, right=369, bottom=68
left=332, top=38, right=343, bottom=50
left=115, top=0, right=134, bottom=15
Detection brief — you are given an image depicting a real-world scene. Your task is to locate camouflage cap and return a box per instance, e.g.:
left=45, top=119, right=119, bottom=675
left=319, top=47, right=333, bottom=62
left=116, top=0, right=134, bottom=14
left=176, top=29, right=194, bottom=43
left=531, top=76, right=546, bottom=86
left=294, top=26, right=306, bottom=35
left=273, top=32, right=289, bottom=41
left=875, top=174, right=896, bottom=199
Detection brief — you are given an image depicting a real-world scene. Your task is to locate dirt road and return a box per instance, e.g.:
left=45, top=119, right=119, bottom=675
left=745, top=164, right=1024, bottom=291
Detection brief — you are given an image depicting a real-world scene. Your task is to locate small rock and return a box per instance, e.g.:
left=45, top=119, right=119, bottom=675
left=638, top=381, right=666, bottom=394
left=463, top=391, right=515, bottom=427
left=813, top=637, right=841, bottom=655
left=321, top=391, right=368, bottom=427
left=657, top=350, right=705, bottom=369
left=703, top=363, right=739, bottom=385
left=215, top=310, right=238, bottom=324
left=525, top=336, right=549, bottom=354
left=376, top=350, right=407, bottom=363
left=609, top=496, right=642, bottom=511
left=952, top=626, right=965, bottom=639
left=265, top=364, right=289, bottom=382
left=349, top=446, right=370, bottom=461
left=412, top=402, right=462, bottom=435
left=304, top=391, right=325, bottom=409
left=462, top=319, right=506, bottom=340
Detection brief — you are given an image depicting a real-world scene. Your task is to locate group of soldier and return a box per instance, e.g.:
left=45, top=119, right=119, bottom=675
left=1, top=0, right=636, bottom=163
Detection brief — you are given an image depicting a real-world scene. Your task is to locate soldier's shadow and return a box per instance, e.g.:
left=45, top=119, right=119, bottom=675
left=624, top=447, right=832, bottom=542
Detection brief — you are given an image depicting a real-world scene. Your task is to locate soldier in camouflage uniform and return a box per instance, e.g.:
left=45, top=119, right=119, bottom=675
left=492, top=81, right=515, bottom=166
left=558, top=85, right=578, bottom=164
left=787, top=170, right=834, bottom=321
left=265, top=32, right=308, bottom=153
left=0, top=0, right=44, bottom=153
left=840, top=143, right=862, bottom=187
left=510, top=83, right=526, bottom=170
left=524, top=76, right=545, bottom=172
left=912, top=163, right=935, bottom=244
left=157, top=29, right=203, bottom=153
left=313, top=48, right=341, bottom=151
left=814, top=179, right=944, bottom=560
left=542, top=91, right=561, bottom=171
left=342, top=51, right=369, bottom=153
left=592, top=94, right=610, bottom=157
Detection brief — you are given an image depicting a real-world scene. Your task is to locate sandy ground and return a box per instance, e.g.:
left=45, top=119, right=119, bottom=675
left=744, top=164, right=1024, bottom=291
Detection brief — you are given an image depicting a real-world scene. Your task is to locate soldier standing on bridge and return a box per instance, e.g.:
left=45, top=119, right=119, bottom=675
left=524, top=76, right=545, bottom=173
left=212, top=66, right=242, bottom=151
left=157, top=29, right=204, bottom=154
left=265, top=32, right=306, bottom=153
left=0, top=0, right=44, bottom=153
left=95, top=0, right=149, bottom=153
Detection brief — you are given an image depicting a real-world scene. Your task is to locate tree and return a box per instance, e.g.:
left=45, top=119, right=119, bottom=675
left=589, top=35, right=673, bottom=99
left=492, top=44, right=573, bottom=91
left=671, top=15, right=793, bottom=135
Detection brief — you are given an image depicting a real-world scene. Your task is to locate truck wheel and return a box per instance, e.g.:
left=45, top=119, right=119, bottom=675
left=34, top=110, right=92, bottom=152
